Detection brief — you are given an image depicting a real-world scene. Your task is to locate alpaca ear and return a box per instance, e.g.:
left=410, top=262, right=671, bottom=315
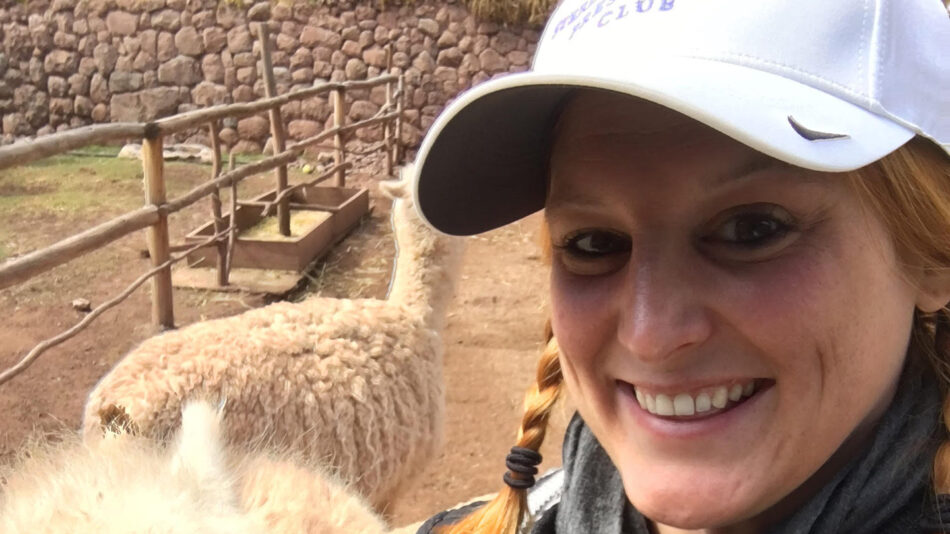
left=170, top=400, right=230, bottom=486
left=379, top=179, right=409, bottom=200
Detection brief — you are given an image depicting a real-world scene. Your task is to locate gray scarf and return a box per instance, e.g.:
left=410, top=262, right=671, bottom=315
left=553, top=358, right=944, bottom=533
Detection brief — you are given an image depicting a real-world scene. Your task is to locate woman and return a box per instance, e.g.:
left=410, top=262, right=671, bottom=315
left=410, top=0, right=950, bottom=532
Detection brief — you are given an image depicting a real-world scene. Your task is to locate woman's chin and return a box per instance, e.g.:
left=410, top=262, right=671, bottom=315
left=624, top=479, right=761, bottom=531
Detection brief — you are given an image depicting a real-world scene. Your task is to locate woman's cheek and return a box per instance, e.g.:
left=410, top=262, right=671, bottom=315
left=550, top=265, right=620, bottom=366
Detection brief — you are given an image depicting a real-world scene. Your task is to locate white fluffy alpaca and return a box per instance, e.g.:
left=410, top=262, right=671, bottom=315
left=1, top=401, right=389, bottom=534
left=81, top=167, right=466, bottom=511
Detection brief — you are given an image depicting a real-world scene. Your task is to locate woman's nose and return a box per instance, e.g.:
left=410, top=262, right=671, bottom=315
left=616, top=251, right=713, bottom=364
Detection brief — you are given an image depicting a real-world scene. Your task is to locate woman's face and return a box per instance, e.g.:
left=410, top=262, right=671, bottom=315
left=546, top=92, right=931, bottom=530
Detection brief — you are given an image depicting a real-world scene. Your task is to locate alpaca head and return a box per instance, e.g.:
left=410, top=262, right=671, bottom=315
left=381, top=164, right=466, bottom=328
left=0, top=401, right=263, bottom=534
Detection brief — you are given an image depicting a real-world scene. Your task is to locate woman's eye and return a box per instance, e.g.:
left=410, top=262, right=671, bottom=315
left=703, top=205, right=798, bottom=256
left=554, top=230, right=631, bottom=275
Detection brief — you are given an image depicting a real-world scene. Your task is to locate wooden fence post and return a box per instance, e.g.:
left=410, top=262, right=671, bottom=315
left=332, top=88, right=346, bottom=187
left=143, top=135, right=174, bottom=329
left=393, top=74, right=404, bottom=166
left=207, top=121, right=229, bottom=286
left=256, top=22, right=291, bottom=237
left=384, top=45, right=394, bottom=177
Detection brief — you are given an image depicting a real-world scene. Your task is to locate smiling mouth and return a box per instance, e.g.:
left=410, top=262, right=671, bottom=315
left=624, top=379, right=773, bottom=420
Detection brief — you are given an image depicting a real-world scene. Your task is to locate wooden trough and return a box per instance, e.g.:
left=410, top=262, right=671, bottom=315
left=184, top=185, right=369, bottom=272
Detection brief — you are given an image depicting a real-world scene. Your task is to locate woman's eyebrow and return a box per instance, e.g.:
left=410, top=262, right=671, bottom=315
left=711, top=156, right=799, bottom=187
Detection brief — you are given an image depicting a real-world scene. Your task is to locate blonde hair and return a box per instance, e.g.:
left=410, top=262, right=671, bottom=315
left=443, top=136, right=950, bottom=533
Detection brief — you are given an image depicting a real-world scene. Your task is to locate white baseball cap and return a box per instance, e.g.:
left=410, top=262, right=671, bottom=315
left=412, top=0, right=950, bottom=236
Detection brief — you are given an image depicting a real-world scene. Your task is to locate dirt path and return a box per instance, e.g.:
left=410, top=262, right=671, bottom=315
left=0, top=161, right=570, bottom=528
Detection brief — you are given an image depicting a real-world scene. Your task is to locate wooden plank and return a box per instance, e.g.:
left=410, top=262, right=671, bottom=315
left=0, top=206, right=159, bottom=290
left=384, top=45, right=394, bottom=177
left=394, top=75, right=404, bottom=165
left=332, top=88, right=346, bottom=187
left=208, top=121, right=229, bottom=286
left=142, top=136, right=175, bottom=329
left=153, top=75, right=398, bottom=136
left=257, top=23, right=291, bottom=237
left=0, top=123, right=146, bottom=172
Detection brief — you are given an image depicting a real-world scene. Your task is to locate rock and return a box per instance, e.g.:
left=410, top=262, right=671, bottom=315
left=71, top=298, right=92, bottom=312
left=291, top=68, right=313, bottom=83
left=106, top=11, right=137, bottom=35
left=140, top=29, right=158, bottom=55
left=201, top=54, right=225, bottom=83
left=478, top=48, right=509, bottom=74
left=232, top=51, right=256, bottom=68
left=192, top=10, right=214, bottom=29
left=44, top=50, right=79, bottom=75
left=235, top=66, right=256, bottom=84
left=492, top=31, right=520, bottom=56
left=345, top=58, right=367, bottom=80
left=227, top=26, right=252, bottom=53
left=191, top=81, right=227, bottom=105
left=437, top=48, right=462, bottom=67
left=2, top=112, right=25, bottom=136
left=237, top=115, right=269, bottom=139
left=287, top=119, right=320, bottom=139
left=74, top=95, right=93, bottom=116
left=276, top=33, right=298, bottom=52
left=158, top=56, right=200, bottom=85
left=362, top=47, right=388, bottom=68
left=157, top=31, right=176, bottom=62
left=231, top=140, right=261, bottom=154
left=418, top=18, right=440, bottom=38
left=341, top=39, right=361, bottom=57
left=89, top=73, right=108, bottom=103
left=25, top=92, right=50, bottom=128
left=412, top=50, right=436, bottom=72
left=232, top=84, right=254, bottom=102
left=109, top=71, right=143, bottom=93
left=68, top=73, right=89, bottom=95
left=508, top=50, right=531, bottom=67
left=202, top=27, right=227, bottom=53
left=348, top=100, right=378, bottom=121
left=53, top=30, right=78, bottom=49
left=174, top=26, right=203, bottom=56
left=151, top=9, right=181, bottom=31
left=219, top=127, right=237, bottom=145
left=300, top=26, right=341, bottom=48
left=78, top=56, right=97, bottom=76
left=359, top=29, right=374, bottom=49
left=289, top=48, right=312, bottom=69
left=139, top=87, right=180, bottom=119
left=91, top=103, right=109, bottom=122
left=28, top=57, right=47, bottom=86
left=392, top=51, right=410, bottom=69
left=247, top=2, right=270, bottom=21
left=437, top=30, right=458, bottom=48
left=133, top=51, right=158, bottom=71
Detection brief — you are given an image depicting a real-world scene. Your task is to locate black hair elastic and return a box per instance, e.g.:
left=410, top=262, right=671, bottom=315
left=503, top=446, right=543, bottom=490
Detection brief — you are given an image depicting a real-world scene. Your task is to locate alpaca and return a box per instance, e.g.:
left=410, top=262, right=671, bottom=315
left=80, top=167, right=466, bottom=511
left=0, top=401, right=391, bottom=534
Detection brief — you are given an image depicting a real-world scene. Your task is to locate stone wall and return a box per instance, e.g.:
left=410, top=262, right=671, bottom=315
left=0, top=0, right=542, bottom=151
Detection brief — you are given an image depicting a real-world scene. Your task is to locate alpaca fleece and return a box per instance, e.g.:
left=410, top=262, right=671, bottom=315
left=81, top=174, right=466, bottom=510
left=1, top=402, right=388, bottom=534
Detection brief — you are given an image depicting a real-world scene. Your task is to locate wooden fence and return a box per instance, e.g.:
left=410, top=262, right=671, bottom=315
left=0, top=24, right=406, bottom=386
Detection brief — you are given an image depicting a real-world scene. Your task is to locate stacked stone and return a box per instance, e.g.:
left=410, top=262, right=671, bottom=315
left=0, top=0, right=541, bottom=150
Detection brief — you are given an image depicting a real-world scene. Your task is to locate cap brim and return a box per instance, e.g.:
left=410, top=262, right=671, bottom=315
left=414, top=57, right=915, bottom=236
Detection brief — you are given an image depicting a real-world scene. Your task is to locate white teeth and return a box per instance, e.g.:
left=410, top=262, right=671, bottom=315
left=712, top=387, right=728, bottom=408
left=728, top=384, right=743, bottom=402
left=634, top=380, right=760, bottom=417
left=654, top=394, right=674, bottom=416
left=673, top=394, right=695, bottom=416
left=743, top=381, right=755, bottom=397
left=695, top=392, right=711, bottom=413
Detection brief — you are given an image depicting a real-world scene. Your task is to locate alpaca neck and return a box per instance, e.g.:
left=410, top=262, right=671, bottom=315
left=387, top=205, right=465, bottom=331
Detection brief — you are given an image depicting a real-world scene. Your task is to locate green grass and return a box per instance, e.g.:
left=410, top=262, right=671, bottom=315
left=0, top=151, right=145, bottom=216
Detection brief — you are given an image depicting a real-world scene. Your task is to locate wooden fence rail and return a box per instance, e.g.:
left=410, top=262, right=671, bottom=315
left=0, top=41, right=405, bottom=386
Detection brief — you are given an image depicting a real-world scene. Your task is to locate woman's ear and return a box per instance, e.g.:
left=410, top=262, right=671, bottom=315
left=915, top=270, right=950, bottom=313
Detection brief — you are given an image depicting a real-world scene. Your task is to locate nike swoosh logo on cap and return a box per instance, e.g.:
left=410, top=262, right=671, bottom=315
left=787, top=116, right=850, bottom=141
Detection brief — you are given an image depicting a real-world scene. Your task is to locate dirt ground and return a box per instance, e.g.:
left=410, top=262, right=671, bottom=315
left=0, top=151, right=571, bottom=528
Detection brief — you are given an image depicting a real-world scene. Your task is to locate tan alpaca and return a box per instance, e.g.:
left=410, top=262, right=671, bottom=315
left=0, top=401, right=390, bottom=534
left=80, top=167, right=466, bottom=511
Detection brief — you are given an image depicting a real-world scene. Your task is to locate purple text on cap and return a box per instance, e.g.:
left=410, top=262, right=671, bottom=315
left=551, top=0, right=675, bottom=41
